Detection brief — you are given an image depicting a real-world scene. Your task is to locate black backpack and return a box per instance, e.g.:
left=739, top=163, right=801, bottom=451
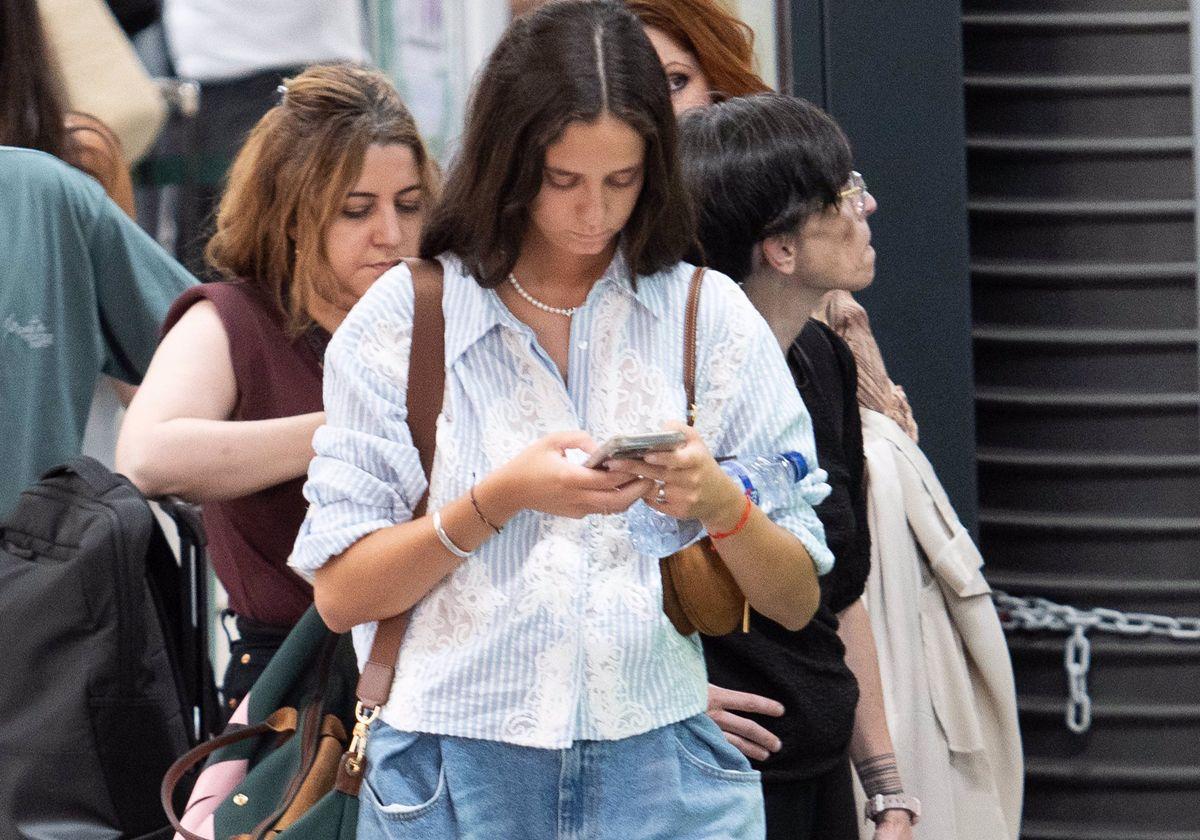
left=0, top=458, right=217, bottom=839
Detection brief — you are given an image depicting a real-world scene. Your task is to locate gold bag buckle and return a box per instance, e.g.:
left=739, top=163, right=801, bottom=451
left=344, top=702, right=379, bottom=776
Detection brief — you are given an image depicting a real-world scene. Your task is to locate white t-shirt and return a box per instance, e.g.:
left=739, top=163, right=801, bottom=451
left=164, top=0, right=368, bottom=81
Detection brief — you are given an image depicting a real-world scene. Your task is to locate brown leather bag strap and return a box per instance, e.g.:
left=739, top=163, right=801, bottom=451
left=680, top=266, right=750, bottom=632
left=405, top=258, right=446, bottom=503
left=684, top=267, right=705, bottom=427
left=356, top=258, right=446, bottom=709
left=161, top=708, right=300, bottom=840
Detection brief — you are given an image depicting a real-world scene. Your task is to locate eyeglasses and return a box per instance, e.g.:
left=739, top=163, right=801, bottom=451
left=837, top=171, right=868, bottom=219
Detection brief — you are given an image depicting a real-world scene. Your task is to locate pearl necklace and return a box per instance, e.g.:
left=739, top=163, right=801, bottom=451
left=508, top=273, right=578, bottom=317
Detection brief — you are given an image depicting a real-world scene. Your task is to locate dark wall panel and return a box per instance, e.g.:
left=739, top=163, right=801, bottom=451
left=789, top=0, right=979, bottom=529
left=963, top=4, right=1199, bottom=838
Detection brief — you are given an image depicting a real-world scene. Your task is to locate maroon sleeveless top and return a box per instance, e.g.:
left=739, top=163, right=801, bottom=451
left=163, top=282, right=323, bottom=627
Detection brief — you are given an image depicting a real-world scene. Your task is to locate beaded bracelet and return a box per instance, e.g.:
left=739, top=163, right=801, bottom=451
left=710, top=493, right=752, bottom=540
left=470, top=483, right=502, bottom=534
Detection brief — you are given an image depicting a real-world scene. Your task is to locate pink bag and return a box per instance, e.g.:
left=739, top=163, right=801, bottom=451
left=173, top=701, right=251, bottom=840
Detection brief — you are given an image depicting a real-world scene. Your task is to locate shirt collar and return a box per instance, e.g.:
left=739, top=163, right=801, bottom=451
left=441, top=255, right=507, bottom=367
left=599, top=249, right=670, bottom=320
left=587, top=248, right=679, bottom=324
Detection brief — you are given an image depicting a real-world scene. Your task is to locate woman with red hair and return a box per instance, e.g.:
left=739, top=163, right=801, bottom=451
left=625, top=0, right=770, bottom=108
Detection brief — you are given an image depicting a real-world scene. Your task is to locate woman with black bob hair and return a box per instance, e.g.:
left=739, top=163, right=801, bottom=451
left=680, top=94, right=918, bottom=840
left=290, top=3, right=832, bottom=838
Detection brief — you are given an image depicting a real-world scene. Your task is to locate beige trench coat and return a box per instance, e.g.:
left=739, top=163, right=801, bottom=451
left=853, top=409, right=1023, bottom=840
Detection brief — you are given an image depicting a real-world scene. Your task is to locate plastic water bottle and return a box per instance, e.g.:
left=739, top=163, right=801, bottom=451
left=625, top=452, right=809, bottom=555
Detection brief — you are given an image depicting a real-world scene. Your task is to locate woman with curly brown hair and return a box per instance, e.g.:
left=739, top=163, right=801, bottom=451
left=117, top=63, right=439, bottom=711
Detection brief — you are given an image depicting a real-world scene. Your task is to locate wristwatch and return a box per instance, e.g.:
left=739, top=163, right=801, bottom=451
left=864, top=793, right=921, bottom=825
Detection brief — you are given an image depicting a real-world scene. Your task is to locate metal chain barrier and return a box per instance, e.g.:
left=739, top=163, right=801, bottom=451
left=992, top=591, right=1200, bottom=734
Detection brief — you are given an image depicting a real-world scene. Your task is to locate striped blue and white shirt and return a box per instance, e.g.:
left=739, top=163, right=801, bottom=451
left=290, top=252, right=832, bottom=749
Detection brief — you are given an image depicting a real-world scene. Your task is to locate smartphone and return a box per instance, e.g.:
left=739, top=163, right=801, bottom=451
left=583, top=431, right=687, bottom=469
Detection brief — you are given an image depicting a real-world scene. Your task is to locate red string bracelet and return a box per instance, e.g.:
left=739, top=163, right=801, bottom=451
left=710, top=493, right=752, bottom=540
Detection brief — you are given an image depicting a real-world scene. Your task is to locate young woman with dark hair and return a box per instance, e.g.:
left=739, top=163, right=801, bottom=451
left=0, top=0, right=68, bottom=157
left=679, top=93, right=916, bottom=840
left=290, top=3, right=832, bottom=837
left=0, top=0, right=135, bottom=214
left=117, top=63, right=438, bottom=711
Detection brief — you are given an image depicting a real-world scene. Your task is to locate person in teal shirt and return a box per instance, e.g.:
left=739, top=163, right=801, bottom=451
left=0, top=147, right=197, bottom=517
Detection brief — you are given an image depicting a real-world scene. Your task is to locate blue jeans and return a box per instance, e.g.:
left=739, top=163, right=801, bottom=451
left=357, top=714, right=766, bottom=839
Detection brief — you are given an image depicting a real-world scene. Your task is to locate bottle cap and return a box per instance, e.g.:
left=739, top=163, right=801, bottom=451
left=780, top=451, right=808, bottom=482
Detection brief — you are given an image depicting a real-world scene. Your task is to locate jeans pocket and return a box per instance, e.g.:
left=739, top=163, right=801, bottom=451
left=361, top=724, right=448, bottom=821
left=671, top=714, right=762, bottom=783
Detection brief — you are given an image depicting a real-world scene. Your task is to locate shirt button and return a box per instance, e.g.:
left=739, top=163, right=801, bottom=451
left=578, top=341, right=589, bottom=350
left=240, top=653, right=251, bottom=665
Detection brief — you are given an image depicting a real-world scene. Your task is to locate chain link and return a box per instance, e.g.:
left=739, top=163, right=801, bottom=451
left=992, top=591, right=1200, bottom=734
left=1063, top=626, right=1091, bottom=733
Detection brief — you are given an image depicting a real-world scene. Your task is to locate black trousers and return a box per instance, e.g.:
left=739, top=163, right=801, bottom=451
left=762, top=756, right=859, bottom=840
left=219, top=613, right=290, bottom=721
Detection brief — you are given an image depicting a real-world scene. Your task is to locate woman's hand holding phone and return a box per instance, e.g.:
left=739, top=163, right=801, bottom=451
left=486, top=430, right=653, bottom=520
left=605, top=422, right=745, bottom=530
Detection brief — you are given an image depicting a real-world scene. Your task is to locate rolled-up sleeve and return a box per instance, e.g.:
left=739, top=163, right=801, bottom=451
left=289, top=266, right=429, bottom=581
left=693, top=271, right=835, bottom=575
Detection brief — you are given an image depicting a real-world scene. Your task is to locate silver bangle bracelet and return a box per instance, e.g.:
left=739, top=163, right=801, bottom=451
left=432, top=509, right=473, bottom=559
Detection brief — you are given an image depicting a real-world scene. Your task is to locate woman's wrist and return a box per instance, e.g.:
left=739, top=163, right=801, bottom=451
left=472, top=469, right=521, bottom=526
left=855, top=752, right=904, bottom=797
left=698, top=471, right=749, bottom=534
